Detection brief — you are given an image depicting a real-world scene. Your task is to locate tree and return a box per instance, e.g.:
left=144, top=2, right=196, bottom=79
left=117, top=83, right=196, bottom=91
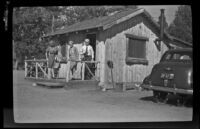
left=12, top=6, right=138, bottom=69
left=167, top=5, right=192, bottom=43
left=13, top=7, right=53, bottom=69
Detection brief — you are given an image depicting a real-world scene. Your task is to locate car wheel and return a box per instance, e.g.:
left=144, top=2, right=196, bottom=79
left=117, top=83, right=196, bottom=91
left=159, top=92, right=168, bottom=103
left=153, top=90, right=160, bottom=103
left=177, top=94, right=191, bottom=106
left=159, top=92, right=168, bottom=101
left=153, top=90, right=159, bottom=97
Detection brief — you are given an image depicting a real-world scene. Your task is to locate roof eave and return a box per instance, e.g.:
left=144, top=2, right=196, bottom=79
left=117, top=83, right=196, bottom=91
left=103, top=8, right=145, bottom=30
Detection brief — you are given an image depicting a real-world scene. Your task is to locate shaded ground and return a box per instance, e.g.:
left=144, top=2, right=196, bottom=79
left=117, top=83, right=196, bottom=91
left=13, top=70, right=192, bottom=123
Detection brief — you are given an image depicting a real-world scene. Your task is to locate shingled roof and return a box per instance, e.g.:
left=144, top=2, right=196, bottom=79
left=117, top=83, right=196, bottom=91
left=44, top=8, right=192, bottom=48
left=45, top=8, right=143, bottom=36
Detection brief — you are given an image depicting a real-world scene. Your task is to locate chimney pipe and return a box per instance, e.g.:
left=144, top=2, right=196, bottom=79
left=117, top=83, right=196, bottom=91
left=160, top=9, right=165, bottom=40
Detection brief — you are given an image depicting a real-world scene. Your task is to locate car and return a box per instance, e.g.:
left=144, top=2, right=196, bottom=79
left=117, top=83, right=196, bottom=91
left=141, top=48, right=193, bottom=105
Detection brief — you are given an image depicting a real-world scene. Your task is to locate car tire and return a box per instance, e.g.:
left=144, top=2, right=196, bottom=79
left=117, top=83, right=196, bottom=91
left=159, top=91, right=168, bottom=100
left=153, top=90, right=159, bottom=97
left=153, top=91, right=168, bottom=103
left=153, top=90, right=159, bottom=103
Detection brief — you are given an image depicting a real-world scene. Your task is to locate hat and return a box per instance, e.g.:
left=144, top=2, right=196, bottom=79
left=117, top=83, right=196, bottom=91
left=69, top=40, right=74, bottom=44
left=85, top=38, right=90, bottom=43
left=49, top=40, right=55, bottom=46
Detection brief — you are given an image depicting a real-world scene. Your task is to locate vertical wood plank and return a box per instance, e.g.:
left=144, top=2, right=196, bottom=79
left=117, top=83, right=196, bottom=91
left=100, top=41, right=105, bottom=84
left=25, top=61, right=27, bottom=77
left=82, top=62, right=85, bottom=80
left=66, top=61, right=70, bottom=82
left=36, top=62, right=38, bottom=79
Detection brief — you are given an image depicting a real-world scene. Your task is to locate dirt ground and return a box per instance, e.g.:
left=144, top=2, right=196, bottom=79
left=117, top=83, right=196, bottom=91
left=13, top=70, right=193, bottom=123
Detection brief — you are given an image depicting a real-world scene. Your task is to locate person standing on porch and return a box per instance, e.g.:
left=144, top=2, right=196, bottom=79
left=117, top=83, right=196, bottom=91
left=80, top=41, right=86, bottom=60
left=68, top=40, right=79, bottom=79
left=81, top=38, right=94, bottom=80
left=46, top=40, right=59, bottom=79
left=53, top=44, right=62, bottom=78
left=81, top=38, right=94, bottom=61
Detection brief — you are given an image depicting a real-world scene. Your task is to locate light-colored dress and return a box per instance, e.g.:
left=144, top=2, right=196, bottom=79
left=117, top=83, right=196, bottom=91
left=46, top=46, right=58, bottom=68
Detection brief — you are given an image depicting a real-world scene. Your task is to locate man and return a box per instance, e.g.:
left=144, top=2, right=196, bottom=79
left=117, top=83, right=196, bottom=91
left=82, top=38, right=94, bottom=61
left=68, top=40, right=79, bottom=79
left=81, top=39, right=94, bottom=80
left=80, top=41, right=86, bottom=60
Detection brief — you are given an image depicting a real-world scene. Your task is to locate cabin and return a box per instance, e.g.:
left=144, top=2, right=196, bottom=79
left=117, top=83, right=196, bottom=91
left=39, top=8, right=192, bottom=90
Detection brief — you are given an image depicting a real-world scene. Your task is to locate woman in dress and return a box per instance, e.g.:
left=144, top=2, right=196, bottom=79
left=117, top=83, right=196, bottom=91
left=46, top=40, right=59, bottom=79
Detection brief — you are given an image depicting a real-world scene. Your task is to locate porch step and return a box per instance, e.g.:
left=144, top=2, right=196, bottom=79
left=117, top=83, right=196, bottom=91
left=25, top=77, right=66, bottom=83
left=34, top=82, right=65, bottom=88
left=64, top=80, right=100, bottom=90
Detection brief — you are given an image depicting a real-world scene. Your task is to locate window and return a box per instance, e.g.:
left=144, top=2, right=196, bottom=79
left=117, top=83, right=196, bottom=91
left=161, top=51, right=192, bottom=62
left=125, top=34, right=148, bottom=65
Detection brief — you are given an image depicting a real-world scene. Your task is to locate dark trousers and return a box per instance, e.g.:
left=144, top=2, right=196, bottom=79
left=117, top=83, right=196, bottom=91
left=82, top=56, right=94, bottom=80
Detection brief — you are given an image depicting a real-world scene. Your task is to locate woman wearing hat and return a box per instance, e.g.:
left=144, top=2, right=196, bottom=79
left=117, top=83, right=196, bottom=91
left=46, top=40, right=59, bottom=79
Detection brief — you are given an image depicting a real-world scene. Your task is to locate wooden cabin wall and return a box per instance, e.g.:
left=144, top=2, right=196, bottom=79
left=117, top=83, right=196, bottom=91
left=96, top=39, right=105, bottom=83
left=98, top=15, right=168, bottom=85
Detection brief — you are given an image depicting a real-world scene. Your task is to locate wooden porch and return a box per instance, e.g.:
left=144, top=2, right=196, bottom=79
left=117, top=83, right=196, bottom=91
left=24, top=59, right=101, bottom=84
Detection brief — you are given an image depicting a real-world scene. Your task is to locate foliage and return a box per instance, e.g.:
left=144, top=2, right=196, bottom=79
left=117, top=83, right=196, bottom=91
left=13, top=7, right=52, bottom=60
left=13, top=6, right=137, bottom=67
left=167, top=5, right=192, bottom=43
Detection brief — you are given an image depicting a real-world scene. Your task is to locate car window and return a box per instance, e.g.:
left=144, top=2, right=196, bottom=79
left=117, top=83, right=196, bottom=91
left=180, top=55, right=191, bottom=60
left=165, top=53, right=172, bottom=60
left=161, top=51, right=192, bottom=62
left=172, top=53, right=181, bottom=60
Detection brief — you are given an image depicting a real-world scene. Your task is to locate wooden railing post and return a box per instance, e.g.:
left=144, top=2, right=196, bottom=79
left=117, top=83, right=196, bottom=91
left=82, top=62, right=85, bottom=80
left=66, top=61, right=70, bottom=82
left=25, top=60, right=27, bottom=77
left=37, top=62, right=48, bottom=78
left=97, top=62, right=100, bottom=80
left=95, top=62, right=97, bottom=78
left=36, top=62, right=38, bottom=79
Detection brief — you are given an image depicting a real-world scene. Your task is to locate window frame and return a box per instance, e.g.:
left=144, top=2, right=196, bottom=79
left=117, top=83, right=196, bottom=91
left=125, top=33, right=149, bottom=65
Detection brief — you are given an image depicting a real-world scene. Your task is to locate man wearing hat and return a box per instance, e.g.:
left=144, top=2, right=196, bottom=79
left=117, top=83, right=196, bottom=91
left=80, top=38, right=94, bottom=80
left=81, top=38, right=94, bottom=61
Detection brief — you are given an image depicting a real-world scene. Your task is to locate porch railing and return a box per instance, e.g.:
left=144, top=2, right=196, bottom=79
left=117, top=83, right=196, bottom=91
left=24, top=59, right=48, bottom=79
left=24, top=59, right=101, bottom=82
left=65, top=60, right=101, bottom=82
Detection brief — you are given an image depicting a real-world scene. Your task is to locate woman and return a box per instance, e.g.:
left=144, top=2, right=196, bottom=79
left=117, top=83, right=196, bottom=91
left=46, top=40, right=59, bottom=79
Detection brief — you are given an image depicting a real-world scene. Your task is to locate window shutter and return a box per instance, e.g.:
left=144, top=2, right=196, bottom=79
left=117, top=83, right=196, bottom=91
left=125, top=34, right=148, bottom=65
left=128, top=39, right=146, bottom=59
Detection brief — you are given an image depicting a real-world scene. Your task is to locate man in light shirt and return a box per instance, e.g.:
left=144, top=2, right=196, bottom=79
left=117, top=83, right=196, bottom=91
left=81, top=38, right=94, bottom=80
left=81, top=39, right=94, bottom=61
